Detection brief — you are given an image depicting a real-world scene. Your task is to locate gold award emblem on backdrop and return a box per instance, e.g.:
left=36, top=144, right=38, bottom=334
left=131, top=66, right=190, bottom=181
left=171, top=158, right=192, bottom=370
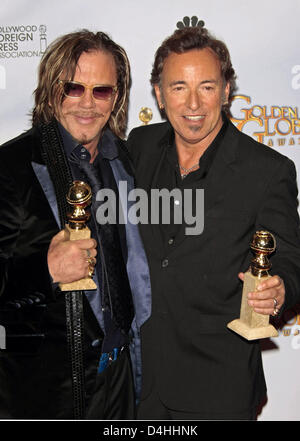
left=59, top=180, right=97, bottom=291
left=139, top=107, right=153, bottom=125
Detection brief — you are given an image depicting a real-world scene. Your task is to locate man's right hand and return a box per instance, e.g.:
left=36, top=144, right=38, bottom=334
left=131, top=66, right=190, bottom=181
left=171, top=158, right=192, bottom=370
left=47, top=230, right=97, bottom=284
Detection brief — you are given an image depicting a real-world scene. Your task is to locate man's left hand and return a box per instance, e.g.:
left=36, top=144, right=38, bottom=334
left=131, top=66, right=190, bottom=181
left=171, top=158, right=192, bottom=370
left=238, top=272, right=285, bottom=316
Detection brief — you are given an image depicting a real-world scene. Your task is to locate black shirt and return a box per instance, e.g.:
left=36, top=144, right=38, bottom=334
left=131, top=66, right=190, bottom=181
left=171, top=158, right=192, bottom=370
left=155, top=118, right=228, bottom=246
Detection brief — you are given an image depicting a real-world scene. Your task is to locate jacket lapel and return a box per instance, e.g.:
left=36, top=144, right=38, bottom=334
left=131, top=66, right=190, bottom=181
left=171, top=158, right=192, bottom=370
left=144, top=128, right=174, bottom=257
left=30, top=127, right=61, bottom=228
left=110, top=152, right=152, bottom=328
left=202, top=121, right=239, bottom=217
left=31, top=162, right=60, bottom=228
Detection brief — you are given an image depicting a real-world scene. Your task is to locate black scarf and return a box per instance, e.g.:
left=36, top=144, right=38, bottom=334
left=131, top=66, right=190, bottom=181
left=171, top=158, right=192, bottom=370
left=39, top=119, right=85, bottom=419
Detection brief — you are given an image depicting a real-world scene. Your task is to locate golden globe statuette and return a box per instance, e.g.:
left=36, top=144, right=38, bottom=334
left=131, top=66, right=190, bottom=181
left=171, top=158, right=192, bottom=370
left=59, top=180, right=97, bottom=291
left=139, top=107, right=153, bottom=125
left=227, top=231, right=278, bottom=340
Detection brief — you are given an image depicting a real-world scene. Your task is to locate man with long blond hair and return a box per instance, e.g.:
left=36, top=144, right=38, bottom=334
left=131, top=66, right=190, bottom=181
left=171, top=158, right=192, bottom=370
left=0, top=29, right=149, bottom=419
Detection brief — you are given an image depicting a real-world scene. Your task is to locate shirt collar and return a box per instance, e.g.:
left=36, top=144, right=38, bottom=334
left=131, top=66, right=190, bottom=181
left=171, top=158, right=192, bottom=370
left=57, top=120, right=119, bottom=161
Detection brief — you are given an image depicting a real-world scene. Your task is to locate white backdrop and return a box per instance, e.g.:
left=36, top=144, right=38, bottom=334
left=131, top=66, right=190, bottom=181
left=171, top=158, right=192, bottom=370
left=0, top=0, right=299, bottom=421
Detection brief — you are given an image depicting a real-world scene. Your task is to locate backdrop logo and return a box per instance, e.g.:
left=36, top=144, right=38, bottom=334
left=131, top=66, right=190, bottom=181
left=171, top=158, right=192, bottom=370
left=176, top=16, right=205, bottom=29
left=231, top=95, right=300, bottom=147
left=292, top=65, right=300, bottom=90
left=0, top=25, right=48, bottom=59
left=0, top=65, right=5, bottom=89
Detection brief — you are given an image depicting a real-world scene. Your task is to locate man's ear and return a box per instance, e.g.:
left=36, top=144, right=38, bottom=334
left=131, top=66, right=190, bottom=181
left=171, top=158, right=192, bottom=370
left=154, top=84, right=164, bottom=110
left=223, top=81, right=230, bottom=104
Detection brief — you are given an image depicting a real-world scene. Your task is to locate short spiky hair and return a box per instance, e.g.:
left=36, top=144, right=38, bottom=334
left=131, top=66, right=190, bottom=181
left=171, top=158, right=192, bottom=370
left=32, top=29, right=131, bottom=138
left=151, top=27, right=236, bottom=115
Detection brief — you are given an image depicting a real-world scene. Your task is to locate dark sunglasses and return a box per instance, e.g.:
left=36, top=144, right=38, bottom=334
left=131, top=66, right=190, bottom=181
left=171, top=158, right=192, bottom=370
left=58, top=80, right=118, bottom=101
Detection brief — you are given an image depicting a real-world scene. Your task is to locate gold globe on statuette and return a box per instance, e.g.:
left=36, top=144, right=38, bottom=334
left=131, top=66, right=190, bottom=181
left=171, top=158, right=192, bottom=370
left=139, top=107, right=153, bottom=125
left=59, top=180, right=97, bottom=291
left=227, top=231, right=279, bottom=340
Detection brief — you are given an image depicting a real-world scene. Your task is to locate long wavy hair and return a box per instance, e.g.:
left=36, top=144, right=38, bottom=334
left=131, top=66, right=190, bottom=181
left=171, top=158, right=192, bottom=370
left=151, top=27, right=237, bottom=116
left=32, top=29, right=131, bottom=138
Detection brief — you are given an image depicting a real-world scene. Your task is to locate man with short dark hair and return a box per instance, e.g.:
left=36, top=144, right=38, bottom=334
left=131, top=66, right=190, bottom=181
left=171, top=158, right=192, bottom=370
left=0, top=29, right=149, bottom=419
left=127, top=26, right=300, bottom=420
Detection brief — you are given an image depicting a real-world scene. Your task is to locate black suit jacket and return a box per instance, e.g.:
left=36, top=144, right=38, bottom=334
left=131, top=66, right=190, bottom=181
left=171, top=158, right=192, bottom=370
left=0, top=125, right=134, bottom=418
left=127, top=119, right=300, bottom=415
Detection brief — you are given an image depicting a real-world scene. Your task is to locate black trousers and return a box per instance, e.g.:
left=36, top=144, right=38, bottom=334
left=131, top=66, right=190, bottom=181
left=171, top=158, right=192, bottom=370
left=137, top=317, right=257, bottom=421
left=137, top=387, right=257, bottom=421
left=86, top=348, right=135, bottom=420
